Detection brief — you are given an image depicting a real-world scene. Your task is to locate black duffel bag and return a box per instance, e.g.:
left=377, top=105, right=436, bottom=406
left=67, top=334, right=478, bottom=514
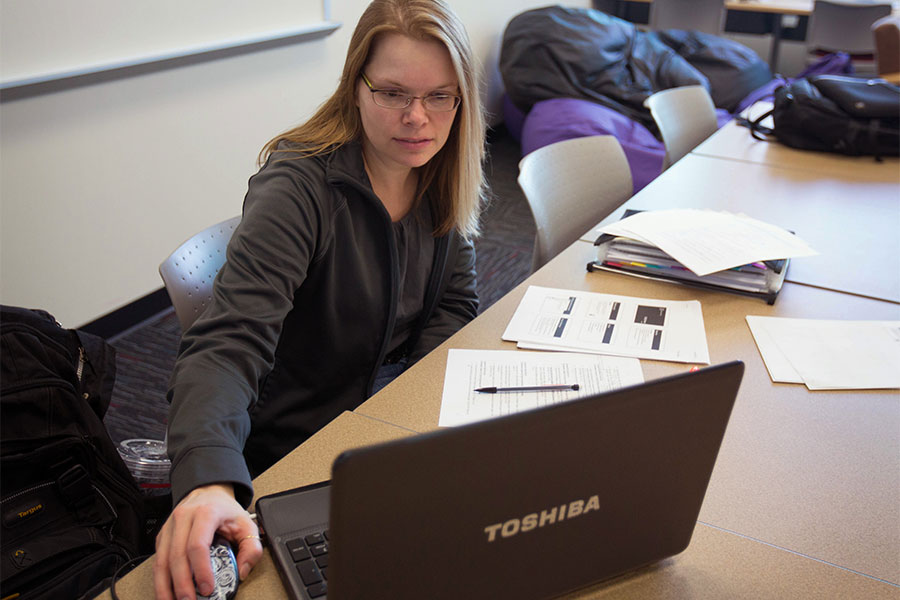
left=743, top=75, right=899, bottom=159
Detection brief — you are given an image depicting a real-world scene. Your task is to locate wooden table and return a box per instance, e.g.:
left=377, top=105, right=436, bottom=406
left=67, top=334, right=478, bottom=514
left=694, top=103, right=900, bottom=181
left=580, top=153, right=900, bottom=304
left=726, top=0, right=898, bottom=14
left=725, top=0, right=813, bottom=16
left=99, top=400, right=899, bottom=599
left=724, top=1, right=899, bottom=71
left=99, top=112, right=900, bottom=598
left=100, top=239, right=900, bottom=600
left=356, top=241, right=900, bottom=589
left=724, top=0, right=813, bottom=71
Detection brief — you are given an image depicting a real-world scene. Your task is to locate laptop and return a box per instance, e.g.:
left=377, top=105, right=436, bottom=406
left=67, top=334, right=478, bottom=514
left=256, top=360, right=744, bottom=600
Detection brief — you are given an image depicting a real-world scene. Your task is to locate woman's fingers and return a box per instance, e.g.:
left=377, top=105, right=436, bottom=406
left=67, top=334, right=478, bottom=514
left=152, top=484, right=242, bottom=600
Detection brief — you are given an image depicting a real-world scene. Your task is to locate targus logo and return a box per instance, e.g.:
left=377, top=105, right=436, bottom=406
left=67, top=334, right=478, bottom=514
left=18, top=504, right=43, bottom=519
left=484, top=495, right=600, bottom=542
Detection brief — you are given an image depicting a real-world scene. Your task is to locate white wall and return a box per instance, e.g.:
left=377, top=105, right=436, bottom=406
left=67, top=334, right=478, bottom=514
left=0, top=0, right=591, bottom=328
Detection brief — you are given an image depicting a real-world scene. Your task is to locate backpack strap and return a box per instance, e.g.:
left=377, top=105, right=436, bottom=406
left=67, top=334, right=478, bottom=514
left=736, top=108, right=776, bottom=142
left=867, top=119, right=884, bottom=162
left=57, top=463, right=99, bottom=516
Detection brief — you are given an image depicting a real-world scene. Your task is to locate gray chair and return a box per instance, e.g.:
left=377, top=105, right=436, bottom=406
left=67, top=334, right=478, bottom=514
left=649, top=0, right=725, bottom=35
left=807, top=0, right=892, bottom=74
left=644, top=85, right=718, bottom=170
left=873, top=15, right=900, bottom=77
left=159, top=216, right=240, bottom=331
left=517, top=135, right=633, bottom=272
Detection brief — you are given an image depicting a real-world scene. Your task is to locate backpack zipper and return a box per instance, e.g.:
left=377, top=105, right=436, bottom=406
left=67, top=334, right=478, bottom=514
left=0, top=473, right=123, bottom=548
left=0, top=481, right=55, bottom=504
left=76, top=346, right=86, bottom=383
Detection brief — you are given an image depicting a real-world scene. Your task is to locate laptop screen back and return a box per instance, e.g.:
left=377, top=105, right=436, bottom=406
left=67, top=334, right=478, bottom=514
left=326, top=361, right=743, bottom=599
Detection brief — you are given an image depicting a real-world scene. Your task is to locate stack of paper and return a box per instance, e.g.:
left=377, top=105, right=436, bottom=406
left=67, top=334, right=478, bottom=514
left=502, top=285, right=710, bottom=364
left=746, top=316, right=900, bottom=390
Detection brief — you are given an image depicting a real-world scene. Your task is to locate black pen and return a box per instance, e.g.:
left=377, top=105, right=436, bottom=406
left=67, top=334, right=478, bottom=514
left=474, top=384, right=580, bottom=394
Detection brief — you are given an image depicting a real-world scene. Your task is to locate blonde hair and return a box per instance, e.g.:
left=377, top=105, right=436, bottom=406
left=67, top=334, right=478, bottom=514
left=259, top=0, right=486, bottom=239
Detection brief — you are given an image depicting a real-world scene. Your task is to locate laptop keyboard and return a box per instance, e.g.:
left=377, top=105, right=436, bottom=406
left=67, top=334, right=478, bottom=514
left=285, top=529, right=329, bottom=598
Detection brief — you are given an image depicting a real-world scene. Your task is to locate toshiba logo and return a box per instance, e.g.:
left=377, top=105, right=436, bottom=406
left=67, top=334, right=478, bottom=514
left=484, top=495, right=600, bottom=542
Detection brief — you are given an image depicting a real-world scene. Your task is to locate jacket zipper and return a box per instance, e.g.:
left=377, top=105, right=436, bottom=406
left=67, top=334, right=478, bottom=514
left=367, top=204, right=403, bottom=394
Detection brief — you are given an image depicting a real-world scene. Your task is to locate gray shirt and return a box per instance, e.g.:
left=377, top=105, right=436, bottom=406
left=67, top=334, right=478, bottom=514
left=388, top=203, right=434, bottom=355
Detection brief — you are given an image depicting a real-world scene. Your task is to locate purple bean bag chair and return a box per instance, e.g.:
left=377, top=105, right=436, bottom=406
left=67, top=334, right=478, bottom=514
left=518, top=98, right=664, bottom=194
left=510, top=97, right=731, bottom=193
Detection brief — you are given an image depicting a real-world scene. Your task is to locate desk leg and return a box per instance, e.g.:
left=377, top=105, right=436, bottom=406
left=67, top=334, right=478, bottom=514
left=769, top=15, right=783, bottom=73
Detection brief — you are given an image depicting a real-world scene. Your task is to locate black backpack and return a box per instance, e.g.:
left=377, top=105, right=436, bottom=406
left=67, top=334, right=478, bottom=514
left=0, top=306, right=146, bottom=600
left=743, top=75, right=900, bottom=159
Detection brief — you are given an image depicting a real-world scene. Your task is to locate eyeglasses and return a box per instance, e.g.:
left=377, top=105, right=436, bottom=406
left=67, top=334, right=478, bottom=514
left=360, top=73, right=461, bottom=112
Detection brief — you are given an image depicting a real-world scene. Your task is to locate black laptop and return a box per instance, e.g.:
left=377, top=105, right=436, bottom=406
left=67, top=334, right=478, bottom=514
left=256, top=360, right=744, bottom=600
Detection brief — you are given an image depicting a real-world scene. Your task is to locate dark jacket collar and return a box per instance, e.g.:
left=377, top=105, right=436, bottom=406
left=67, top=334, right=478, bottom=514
left=325, top=140, right=371, bottom=193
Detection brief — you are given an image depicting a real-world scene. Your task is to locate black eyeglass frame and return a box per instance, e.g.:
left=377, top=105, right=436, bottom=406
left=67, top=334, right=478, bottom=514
left=360, top=73, right=461, bottom=112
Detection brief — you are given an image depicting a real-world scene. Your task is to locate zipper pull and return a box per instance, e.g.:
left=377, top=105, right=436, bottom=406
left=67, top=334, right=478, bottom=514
left=76, top=347, right=91, bottom=400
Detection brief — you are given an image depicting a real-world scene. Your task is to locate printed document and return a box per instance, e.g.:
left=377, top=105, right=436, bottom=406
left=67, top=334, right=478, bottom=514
left=438, top=349, right=644, bottom=427
left=598, top=209, right=817, bottom=276
left=747, top=316, right=900, bottom=390
left=502, top=286, right=710, bottom=364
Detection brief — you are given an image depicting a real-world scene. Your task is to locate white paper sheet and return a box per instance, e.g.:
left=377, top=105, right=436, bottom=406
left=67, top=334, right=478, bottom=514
left=502, top=286, right=710, bottom=364
left=745, top=316, right=804, bottom=384
left=746, top=316, right=900, bottom=390
left=438, top=349, right=644, bottom=427
left=598, top=209, right=817, bottom=276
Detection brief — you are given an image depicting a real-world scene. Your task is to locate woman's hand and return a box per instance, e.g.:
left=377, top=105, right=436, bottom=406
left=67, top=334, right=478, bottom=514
left=153, top=483, right=263, bottom=600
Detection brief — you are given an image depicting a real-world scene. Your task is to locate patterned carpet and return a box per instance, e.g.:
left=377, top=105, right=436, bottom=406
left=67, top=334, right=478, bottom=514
left=103, top=126, right=535, bottom=443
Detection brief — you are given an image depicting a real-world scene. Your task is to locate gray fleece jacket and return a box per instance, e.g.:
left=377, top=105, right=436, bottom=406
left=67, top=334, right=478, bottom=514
left=166, top=141, right=478, bottom=507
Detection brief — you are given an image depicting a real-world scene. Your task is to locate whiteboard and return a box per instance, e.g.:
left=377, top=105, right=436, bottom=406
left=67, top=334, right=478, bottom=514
left=0, top=0, right=338, bottom=88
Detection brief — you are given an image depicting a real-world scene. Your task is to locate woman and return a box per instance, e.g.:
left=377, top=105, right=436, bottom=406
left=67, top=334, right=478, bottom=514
left=153, top=1, right=486, bottom=598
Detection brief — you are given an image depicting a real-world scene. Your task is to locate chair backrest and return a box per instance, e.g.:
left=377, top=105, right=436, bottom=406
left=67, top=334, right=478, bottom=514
left=808, top=0, right=892, bottom=55
left=644, top=85, right=718, bottom=170
left=649, top=0, right=724, bottom=35
left=517, top=135, right=633, bottom=272
left=873, top=15, right=900, bottom=74
left=159, top=215, right=240, bottom=332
